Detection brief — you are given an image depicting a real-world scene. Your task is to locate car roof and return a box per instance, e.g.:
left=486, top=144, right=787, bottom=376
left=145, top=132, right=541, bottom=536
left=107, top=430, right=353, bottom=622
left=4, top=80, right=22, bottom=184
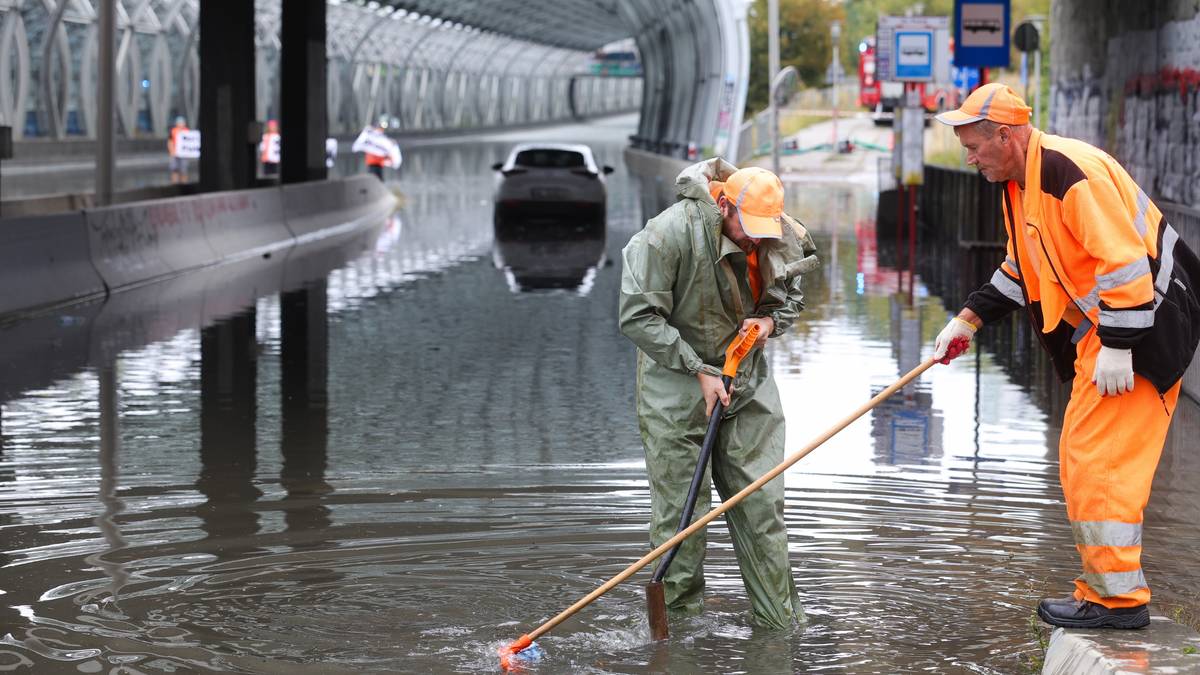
left=504, top=143, right=599, bottom=171
left=508, top=143, right=594, bottom=158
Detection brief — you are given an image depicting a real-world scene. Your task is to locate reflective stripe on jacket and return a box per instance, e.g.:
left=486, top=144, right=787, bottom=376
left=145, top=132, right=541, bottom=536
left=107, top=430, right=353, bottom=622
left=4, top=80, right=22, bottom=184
left=965, top=129, right=1200, bottom=392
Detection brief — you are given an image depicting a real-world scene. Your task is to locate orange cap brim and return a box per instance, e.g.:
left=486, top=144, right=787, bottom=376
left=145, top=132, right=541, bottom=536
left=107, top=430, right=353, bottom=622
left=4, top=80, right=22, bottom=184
left=934, top=109, right=985, bottom=126
left=740, top=212, right=782, bottom=239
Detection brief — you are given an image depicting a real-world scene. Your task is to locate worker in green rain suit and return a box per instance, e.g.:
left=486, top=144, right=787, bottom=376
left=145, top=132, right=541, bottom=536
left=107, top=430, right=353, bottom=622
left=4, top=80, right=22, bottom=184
left=619, top=158, right=818, bottom=628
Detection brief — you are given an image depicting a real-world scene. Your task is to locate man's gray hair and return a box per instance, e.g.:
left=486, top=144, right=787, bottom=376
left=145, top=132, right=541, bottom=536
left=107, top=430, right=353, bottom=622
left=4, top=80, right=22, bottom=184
left=972, top=119, right=1000, bottom=138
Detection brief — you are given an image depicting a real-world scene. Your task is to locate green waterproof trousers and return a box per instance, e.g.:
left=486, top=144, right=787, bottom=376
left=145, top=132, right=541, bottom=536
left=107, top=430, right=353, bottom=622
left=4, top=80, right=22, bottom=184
left=638, top=351, right=804, bottom=628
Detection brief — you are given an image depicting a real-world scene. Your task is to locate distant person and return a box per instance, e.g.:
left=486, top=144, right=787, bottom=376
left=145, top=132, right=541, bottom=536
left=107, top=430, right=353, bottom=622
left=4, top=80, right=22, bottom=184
left=619, top=160, right=818, bottom=629
left=931, top=83, right=1200, bottom=629
left=260, top=119, right=281, bottom=177
left=168, top=116, right=190, bottom=184
left=352, top=117, right=401, bottom=181
left=325, top=137, right=338, bottom=170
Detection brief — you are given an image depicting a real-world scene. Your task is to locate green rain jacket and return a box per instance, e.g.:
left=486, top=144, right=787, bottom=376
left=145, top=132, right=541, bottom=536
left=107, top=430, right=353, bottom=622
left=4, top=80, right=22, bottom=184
left=618, top=158, right=818, bottom=626
left=619, top=157, right=817, bottom=412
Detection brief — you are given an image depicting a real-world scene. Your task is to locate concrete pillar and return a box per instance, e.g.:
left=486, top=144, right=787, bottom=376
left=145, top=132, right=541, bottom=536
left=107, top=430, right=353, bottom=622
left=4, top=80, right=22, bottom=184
left=197, top=310, right=261, bottom=545
left=281, top=0, right=328, bottom=184
left=199, top=1, right=257, bottom=192
left=95, top=0, right=116, bottom=205
left=280, top=283, right=332, bottom=533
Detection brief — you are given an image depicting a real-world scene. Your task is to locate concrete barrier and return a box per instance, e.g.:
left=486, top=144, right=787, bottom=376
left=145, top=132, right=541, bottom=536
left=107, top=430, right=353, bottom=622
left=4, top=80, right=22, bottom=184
left=84, top=196, right=222, bottom=290
left=0, top=212, right=107, bottom=316
left=190, top=187, right=291, bottom=260
left=282, top=174, right=395, bottom=243
left=84, top=187, right=296, bottom=291
left=1, top=177, right=393, bottom=320
left=1042, top=617, right=1200, bottom=674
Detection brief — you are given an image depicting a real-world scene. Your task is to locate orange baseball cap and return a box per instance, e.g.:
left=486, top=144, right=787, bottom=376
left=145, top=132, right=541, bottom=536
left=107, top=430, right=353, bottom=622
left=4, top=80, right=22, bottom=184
left=935, top=83, right=1032, bottom=127
left=721, top=167, right=784, bottom=239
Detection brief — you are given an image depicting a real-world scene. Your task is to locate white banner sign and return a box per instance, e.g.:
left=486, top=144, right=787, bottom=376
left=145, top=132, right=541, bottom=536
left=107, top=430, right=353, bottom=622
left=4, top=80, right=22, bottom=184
left=261, top=133, right=281, bottom=164
left=174, top=130, right=201, bottom=159
left=325, top=137, right=338, bottom=168
left=352, top=129, right=402, bottom=168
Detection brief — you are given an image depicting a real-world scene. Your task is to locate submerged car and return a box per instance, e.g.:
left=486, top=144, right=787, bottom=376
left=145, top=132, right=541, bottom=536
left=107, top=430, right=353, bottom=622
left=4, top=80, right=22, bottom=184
left=491, top=143, right=613, bottom=238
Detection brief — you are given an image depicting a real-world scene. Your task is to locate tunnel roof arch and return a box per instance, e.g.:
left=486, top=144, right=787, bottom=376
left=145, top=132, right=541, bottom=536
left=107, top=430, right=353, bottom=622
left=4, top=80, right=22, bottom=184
left=370, top=0, right=753, bottom=159
left=1, top=0, right=749, bottom=159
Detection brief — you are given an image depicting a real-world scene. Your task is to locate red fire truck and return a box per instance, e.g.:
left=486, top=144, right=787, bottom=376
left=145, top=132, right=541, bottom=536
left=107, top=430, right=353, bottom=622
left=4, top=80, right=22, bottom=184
left=858, top=36, right=959, bottom=121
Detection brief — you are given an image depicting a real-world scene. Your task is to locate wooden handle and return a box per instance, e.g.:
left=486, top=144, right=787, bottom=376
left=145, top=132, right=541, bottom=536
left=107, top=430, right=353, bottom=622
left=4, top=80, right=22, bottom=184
left=525, top=358, right=938, bottom=641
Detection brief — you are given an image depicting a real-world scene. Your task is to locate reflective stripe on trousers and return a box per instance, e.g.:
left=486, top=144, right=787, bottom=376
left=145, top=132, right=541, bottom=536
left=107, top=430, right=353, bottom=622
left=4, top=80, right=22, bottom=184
left=1060, top=330, right=1180, bottom=608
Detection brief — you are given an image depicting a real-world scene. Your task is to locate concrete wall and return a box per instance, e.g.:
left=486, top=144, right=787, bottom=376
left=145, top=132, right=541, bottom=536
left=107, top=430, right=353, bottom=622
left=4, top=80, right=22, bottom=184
left=1051, top=0, right=1200, bottom=207
left=0, top=175, right=395, bottom=319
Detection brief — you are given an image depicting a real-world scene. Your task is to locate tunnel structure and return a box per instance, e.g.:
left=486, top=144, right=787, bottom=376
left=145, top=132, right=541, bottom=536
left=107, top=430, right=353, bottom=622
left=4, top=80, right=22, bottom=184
left=0, top=0, right=752, bottom=164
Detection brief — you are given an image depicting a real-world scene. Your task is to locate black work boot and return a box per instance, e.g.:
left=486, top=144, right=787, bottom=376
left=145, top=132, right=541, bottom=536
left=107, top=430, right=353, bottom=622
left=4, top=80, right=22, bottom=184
left=1037, top=596, right=1150, bottom=629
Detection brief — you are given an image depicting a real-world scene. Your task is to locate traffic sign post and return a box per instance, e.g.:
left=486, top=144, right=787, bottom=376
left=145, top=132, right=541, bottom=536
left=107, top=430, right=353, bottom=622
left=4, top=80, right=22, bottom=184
left=877, top=16, right=950, bottom=83
left=954, top=0, right=1010, bottom=68
left=1013, top=19, right=1042, bottom=124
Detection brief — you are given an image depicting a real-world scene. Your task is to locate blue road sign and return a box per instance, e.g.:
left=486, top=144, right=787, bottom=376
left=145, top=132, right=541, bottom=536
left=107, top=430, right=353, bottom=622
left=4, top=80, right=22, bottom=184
left=952, top=64, right=980, bottom=91
left=894, top=30, right=933, bottom=80
left=954, top=0, right=1010, bottom=68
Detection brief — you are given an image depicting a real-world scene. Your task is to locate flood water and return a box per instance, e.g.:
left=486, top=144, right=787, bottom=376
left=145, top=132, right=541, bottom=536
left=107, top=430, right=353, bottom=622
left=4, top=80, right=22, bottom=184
left=2, top=114, right=1199, bottom=674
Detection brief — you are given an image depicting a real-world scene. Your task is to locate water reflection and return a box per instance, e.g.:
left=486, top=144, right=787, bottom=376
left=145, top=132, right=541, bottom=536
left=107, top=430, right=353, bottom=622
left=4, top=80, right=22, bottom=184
left=0, top=118, right=1198, bottom=673
left=81, top=366, right=130, bottom=619
left=492, top=223, right=606, bottom=294
left=197, top=310, right=262, bottom=552
left=279, top=283, right=333, bottom=539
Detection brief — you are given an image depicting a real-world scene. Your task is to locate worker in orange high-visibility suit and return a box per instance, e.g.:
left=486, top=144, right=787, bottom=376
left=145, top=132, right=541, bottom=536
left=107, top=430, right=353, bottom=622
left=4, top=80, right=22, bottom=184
left=931, top=84, right=1200, bottom=629
left=167, top=116, right=190, bottom=184
left=260, top=119, right=281, bottom=177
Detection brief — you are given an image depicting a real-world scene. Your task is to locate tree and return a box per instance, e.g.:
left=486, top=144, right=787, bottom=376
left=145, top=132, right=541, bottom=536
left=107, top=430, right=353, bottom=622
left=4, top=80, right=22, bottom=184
left=746, top=0, right=845, bottom=114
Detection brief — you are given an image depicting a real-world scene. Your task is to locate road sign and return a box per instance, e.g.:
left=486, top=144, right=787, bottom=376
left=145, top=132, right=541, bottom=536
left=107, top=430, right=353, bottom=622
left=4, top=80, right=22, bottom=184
left=954, top=0, right=1010, bottom=67
left=1013, top=20, right=1039, bottom=52
left=895, top=32, right=932, bottom=79
left=952, top=64, right=981, bottom=92
left=877, top=16, right=950, bottom=83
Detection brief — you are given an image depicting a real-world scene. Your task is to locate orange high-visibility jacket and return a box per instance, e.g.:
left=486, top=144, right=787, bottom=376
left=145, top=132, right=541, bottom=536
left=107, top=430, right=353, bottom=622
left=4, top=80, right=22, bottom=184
left=965, top=128, right=1200, bottom=392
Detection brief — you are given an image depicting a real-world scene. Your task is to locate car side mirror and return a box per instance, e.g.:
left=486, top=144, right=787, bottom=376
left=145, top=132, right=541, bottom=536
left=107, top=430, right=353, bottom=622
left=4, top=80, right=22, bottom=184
left=491, top=162, right=504, bottom=171
left=602, top=165, right=615, bottom=175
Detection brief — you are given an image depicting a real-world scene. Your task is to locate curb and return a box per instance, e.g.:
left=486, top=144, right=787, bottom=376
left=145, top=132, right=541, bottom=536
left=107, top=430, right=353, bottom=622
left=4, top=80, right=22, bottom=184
left=1043, top=616, right=1200, bottom=674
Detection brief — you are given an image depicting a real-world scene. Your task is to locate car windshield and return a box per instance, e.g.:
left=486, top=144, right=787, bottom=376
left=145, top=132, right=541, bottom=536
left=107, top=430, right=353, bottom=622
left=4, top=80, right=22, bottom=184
left=513, top=149, right=586, bottom=169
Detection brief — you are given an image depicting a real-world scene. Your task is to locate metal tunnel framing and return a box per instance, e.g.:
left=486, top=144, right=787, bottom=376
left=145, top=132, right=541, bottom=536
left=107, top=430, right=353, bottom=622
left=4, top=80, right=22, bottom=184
left=0, top=0, right=751, bottom=159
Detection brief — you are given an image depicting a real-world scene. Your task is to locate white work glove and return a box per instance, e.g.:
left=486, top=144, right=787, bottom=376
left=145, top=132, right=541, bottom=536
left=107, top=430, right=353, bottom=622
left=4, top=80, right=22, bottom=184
left=933, top=317, right=977, bottom=364
left=1092, top=346, right=1134, bottom=396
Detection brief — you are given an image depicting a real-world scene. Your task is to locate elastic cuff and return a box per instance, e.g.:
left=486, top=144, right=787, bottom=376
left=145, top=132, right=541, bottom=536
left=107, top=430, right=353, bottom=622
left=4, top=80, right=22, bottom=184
left=952, top=316, right=978, bottom=332
left=768, top=312, right=785, bottom=338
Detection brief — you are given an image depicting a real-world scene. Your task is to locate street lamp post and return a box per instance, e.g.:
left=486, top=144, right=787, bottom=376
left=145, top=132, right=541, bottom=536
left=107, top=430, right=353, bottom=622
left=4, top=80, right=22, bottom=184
left=768, top=0, right=780, bottom=175
left=96, top=0, right=116, bottom=206
left=831, top=20, right=840, bottom=150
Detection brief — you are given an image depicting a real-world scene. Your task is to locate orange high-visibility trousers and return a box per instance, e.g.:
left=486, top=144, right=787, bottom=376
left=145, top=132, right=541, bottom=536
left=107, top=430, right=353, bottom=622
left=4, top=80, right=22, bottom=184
left=1060, top=329, right=1181, bottom=609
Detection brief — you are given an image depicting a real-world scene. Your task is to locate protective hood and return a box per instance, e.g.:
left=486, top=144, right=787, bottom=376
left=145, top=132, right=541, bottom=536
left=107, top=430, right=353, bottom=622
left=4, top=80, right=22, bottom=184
left=675, top=157, right=739, bottom=204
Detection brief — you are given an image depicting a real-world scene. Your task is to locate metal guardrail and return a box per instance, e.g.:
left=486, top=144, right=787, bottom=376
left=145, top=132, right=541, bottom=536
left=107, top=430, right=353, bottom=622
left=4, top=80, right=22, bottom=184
left=919, top=165, right=1006, bottom=249
left=922, top=166, right=1200, bottom=252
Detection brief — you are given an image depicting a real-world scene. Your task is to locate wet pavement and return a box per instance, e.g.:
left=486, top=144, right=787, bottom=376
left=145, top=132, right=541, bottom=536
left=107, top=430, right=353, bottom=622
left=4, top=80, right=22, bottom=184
left=1, top=114, right=1199, bottom=674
